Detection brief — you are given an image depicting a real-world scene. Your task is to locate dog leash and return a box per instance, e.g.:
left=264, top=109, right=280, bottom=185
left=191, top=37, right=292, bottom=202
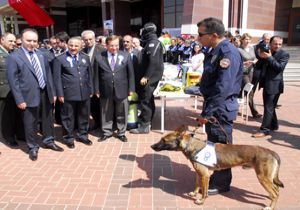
left=193, top=116, right=230, bottom=144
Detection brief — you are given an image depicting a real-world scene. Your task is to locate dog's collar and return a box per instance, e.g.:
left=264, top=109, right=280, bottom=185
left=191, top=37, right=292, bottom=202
left=183, top=135, right=197, bottom=160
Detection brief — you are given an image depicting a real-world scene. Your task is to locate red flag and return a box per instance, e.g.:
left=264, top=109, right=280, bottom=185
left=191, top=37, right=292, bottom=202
left=8, top=0, right=54, bottom=26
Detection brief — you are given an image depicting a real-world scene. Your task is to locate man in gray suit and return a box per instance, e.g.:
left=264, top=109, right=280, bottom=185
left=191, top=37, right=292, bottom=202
left=81, top=30, right=105, bottom=130
left=94, top=35, right=135, bottom=142
left=6, top=28, right=63, bottom=161
left=53, top=36, right=93, bottom=149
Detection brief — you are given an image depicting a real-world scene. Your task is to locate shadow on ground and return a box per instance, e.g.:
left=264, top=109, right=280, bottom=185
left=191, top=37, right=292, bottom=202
left=120, top=153, right=270, bottom=207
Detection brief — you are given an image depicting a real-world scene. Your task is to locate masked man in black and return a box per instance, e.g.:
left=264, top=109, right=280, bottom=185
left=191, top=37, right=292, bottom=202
left=130, top=23, right=164, bottom=134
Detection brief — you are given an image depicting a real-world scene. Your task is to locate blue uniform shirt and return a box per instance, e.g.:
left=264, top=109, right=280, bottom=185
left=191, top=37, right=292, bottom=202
left=200, top=39, right=243, bottom=121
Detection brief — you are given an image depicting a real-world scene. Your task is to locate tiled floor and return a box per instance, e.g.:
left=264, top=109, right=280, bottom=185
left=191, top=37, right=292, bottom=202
left=0, top=82, right=299, bottom=210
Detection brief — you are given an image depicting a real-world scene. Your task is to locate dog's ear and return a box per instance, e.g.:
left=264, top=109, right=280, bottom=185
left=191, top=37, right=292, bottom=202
left=175, top=125, right=186, bottom=134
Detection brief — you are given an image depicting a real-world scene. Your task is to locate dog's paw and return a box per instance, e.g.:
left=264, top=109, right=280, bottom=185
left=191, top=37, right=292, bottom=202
left=194, top=198, right=204, bottom=205
left=186, top=191, right=197, bottom=197
left=262, top=207, right=272, bottom=210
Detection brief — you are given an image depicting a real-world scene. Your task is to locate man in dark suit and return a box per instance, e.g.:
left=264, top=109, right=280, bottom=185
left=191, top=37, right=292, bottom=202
left=122, top=35, right=142, bottom=92
left=6, top=28, right=63, bottom=161
left=53, top=36, right=93, bottom=149
left=252, top=36, right=289, bottom=138
left=81, top=30, right=105, bottom=130
left=94, top=35, right=135, bottom=142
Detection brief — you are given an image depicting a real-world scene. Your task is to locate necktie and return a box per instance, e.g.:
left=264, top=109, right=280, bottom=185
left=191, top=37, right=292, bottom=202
left=72, top=55, right=77, bottom=66
left=29, top=52, right=46, bottom=89
left=110, top=54, right=115, bottom=71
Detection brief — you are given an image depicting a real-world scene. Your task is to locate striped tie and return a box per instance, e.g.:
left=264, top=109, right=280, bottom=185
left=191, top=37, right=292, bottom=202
left=110, top=54, right=115, bottom=71
left=29, top=52, right=46, bottom=89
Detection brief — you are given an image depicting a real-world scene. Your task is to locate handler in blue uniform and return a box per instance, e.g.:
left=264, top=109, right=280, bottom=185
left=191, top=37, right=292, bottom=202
left=197, top=17, right=243, bottom=195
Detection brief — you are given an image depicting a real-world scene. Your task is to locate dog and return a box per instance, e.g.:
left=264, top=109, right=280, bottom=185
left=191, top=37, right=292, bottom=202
left=151, top=126, right=284, bottom=210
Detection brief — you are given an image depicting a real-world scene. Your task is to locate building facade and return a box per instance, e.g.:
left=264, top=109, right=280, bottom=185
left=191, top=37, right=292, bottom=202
left=0, top=0, right=299, bottom=45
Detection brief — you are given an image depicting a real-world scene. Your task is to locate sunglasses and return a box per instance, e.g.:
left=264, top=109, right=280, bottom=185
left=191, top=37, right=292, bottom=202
left=198, top=32, right=210, bottom=37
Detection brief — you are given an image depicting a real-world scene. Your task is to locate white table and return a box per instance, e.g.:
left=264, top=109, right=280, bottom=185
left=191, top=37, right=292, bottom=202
left=154, top=82, right=205, bottom=133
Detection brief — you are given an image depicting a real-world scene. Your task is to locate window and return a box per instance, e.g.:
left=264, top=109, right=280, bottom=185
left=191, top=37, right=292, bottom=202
left=164, top=0, right=183, bottom=28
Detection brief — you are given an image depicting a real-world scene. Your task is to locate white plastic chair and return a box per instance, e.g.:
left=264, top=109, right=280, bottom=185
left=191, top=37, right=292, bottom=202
left=237, top=83, right=254, bottom=123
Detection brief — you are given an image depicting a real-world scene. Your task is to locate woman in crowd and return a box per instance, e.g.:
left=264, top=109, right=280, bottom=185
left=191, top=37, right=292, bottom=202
left=191, top=43, right=204, bottom=74
left=238, top=33, right=262, bottom=118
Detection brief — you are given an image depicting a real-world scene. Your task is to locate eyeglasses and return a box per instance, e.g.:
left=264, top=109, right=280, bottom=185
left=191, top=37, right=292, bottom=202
left=123, top=40, right=130, bottom=43
left=198, top=32, right=210, bottom=37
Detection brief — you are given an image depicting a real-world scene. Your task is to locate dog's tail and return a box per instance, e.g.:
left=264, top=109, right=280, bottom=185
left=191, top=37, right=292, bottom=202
left=273, top=152, right=284, bottom=188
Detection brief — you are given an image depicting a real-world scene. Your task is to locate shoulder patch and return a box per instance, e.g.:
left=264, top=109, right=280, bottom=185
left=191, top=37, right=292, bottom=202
left=149, top=43, right=155, bottom=47
left=220, top=58, right=231, bottom=69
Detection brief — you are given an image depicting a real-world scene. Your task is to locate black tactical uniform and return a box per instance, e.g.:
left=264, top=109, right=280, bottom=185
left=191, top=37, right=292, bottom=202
left=130, top=23, right=164, bottom=134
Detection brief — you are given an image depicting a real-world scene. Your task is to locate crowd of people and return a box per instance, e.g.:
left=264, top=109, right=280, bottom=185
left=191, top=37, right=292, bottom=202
left=0, top=22, right=164, bottom=161
left=0, top=17, right=290, bottom=196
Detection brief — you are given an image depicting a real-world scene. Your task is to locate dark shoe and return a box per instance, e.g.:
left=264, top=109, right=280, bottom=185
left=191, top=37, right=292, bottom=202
left=29, top=150, right=38, bottom=161
left=45, top=143, right=64, bottom=152
left=77, top=138, right=93, bottom=145
left=252, top=132, right=269, bottom=138
left=65, top=142, right=75, bottom=149
left=7, top=140, right=19, bottom=147
left=208, top=187, right=230, bottom=195
left=271, top=126, right=279, bottom=131
left=98, top=135, right=112, bottom=142
left=117, top=135, right=128, bottom=142
left=130, top=125, right=150, bottom=134
left=253, top=113, right=262, bottom=118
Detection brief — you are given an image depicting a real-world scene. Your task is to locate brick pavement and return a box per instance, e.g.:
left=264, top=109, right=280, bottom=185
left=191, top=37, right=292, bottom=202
left=0, top=82, right=299, bottom=210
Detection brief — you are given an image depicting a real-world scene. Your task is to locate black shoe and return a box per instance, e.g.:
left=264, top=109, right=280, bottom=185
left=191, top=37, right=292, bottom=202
left=29, top=150, right=38, bottom=161
left=45, top=143, right=64, bottom=152
left=271, top=126, right=279, bottom=131
left=130, top=125, right=150, bottom=134
left=65, top=142, right=75, bottom=149
left=98, top=135, right=112, bottom=142
left=77, top=138, right=93, bottom=145
left=208, top=187, right=230, bottom=195
left=117, top=135, right=128, bottom=142
left=7, top=140, right=19, bottom=147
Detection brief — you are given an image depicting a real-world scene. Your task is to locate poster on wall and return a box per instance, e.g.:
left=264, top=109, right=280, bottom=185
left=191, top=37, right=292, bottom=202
left=103, top=19, right=113, bottom=36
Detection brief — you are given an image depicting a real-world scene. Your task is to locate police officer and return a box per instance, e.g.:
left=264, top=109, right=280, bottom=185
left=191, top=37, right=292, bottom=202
left=130, top=22, right=164, bottom=134
left=197, top=17, right=243, bottom=194
left=53, top=36, right=93, bottom=149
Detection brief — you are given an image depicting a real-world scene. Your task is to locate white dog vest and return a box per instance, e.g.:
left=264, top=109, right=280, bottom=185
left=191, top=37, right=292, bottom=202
left=194, top=141, right=217, bottom=167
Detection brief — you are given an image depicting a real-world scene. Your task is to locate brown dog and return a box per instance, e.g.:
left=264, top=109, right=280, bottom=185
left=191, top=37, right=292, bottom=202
left=151, top=126, right=284, bottom=210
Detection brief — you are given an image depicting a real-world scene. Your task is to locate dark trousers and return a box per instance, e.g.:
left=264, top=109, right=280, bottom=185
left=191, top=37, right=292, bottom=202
left=61, top=99, right=90, bottom=143
left=261, top=91, right=280, bottom=133
left=22, top=89, right=54, bottom=151
left=90, top=95, right=101, bottom=128
left=205, top=119, right=233, bottom=189
left=0, top=92, right=25, bottom=142
left=139, top=81, right=159, bottom=126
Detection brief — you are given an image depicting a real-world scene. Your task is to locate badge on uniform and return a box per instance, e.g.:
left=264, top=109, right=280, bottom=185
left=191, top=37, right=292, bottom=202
left=149, top=43, right=155, bottom=47
left=82, top=58, right=86, bottom=64
left=194, top=141, right=217, bottom=167
left=67, top=56, right=73, bottom=67
left=211, top=55, right=218, bottom=64
left=220, top=58, right=231, bottom=69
